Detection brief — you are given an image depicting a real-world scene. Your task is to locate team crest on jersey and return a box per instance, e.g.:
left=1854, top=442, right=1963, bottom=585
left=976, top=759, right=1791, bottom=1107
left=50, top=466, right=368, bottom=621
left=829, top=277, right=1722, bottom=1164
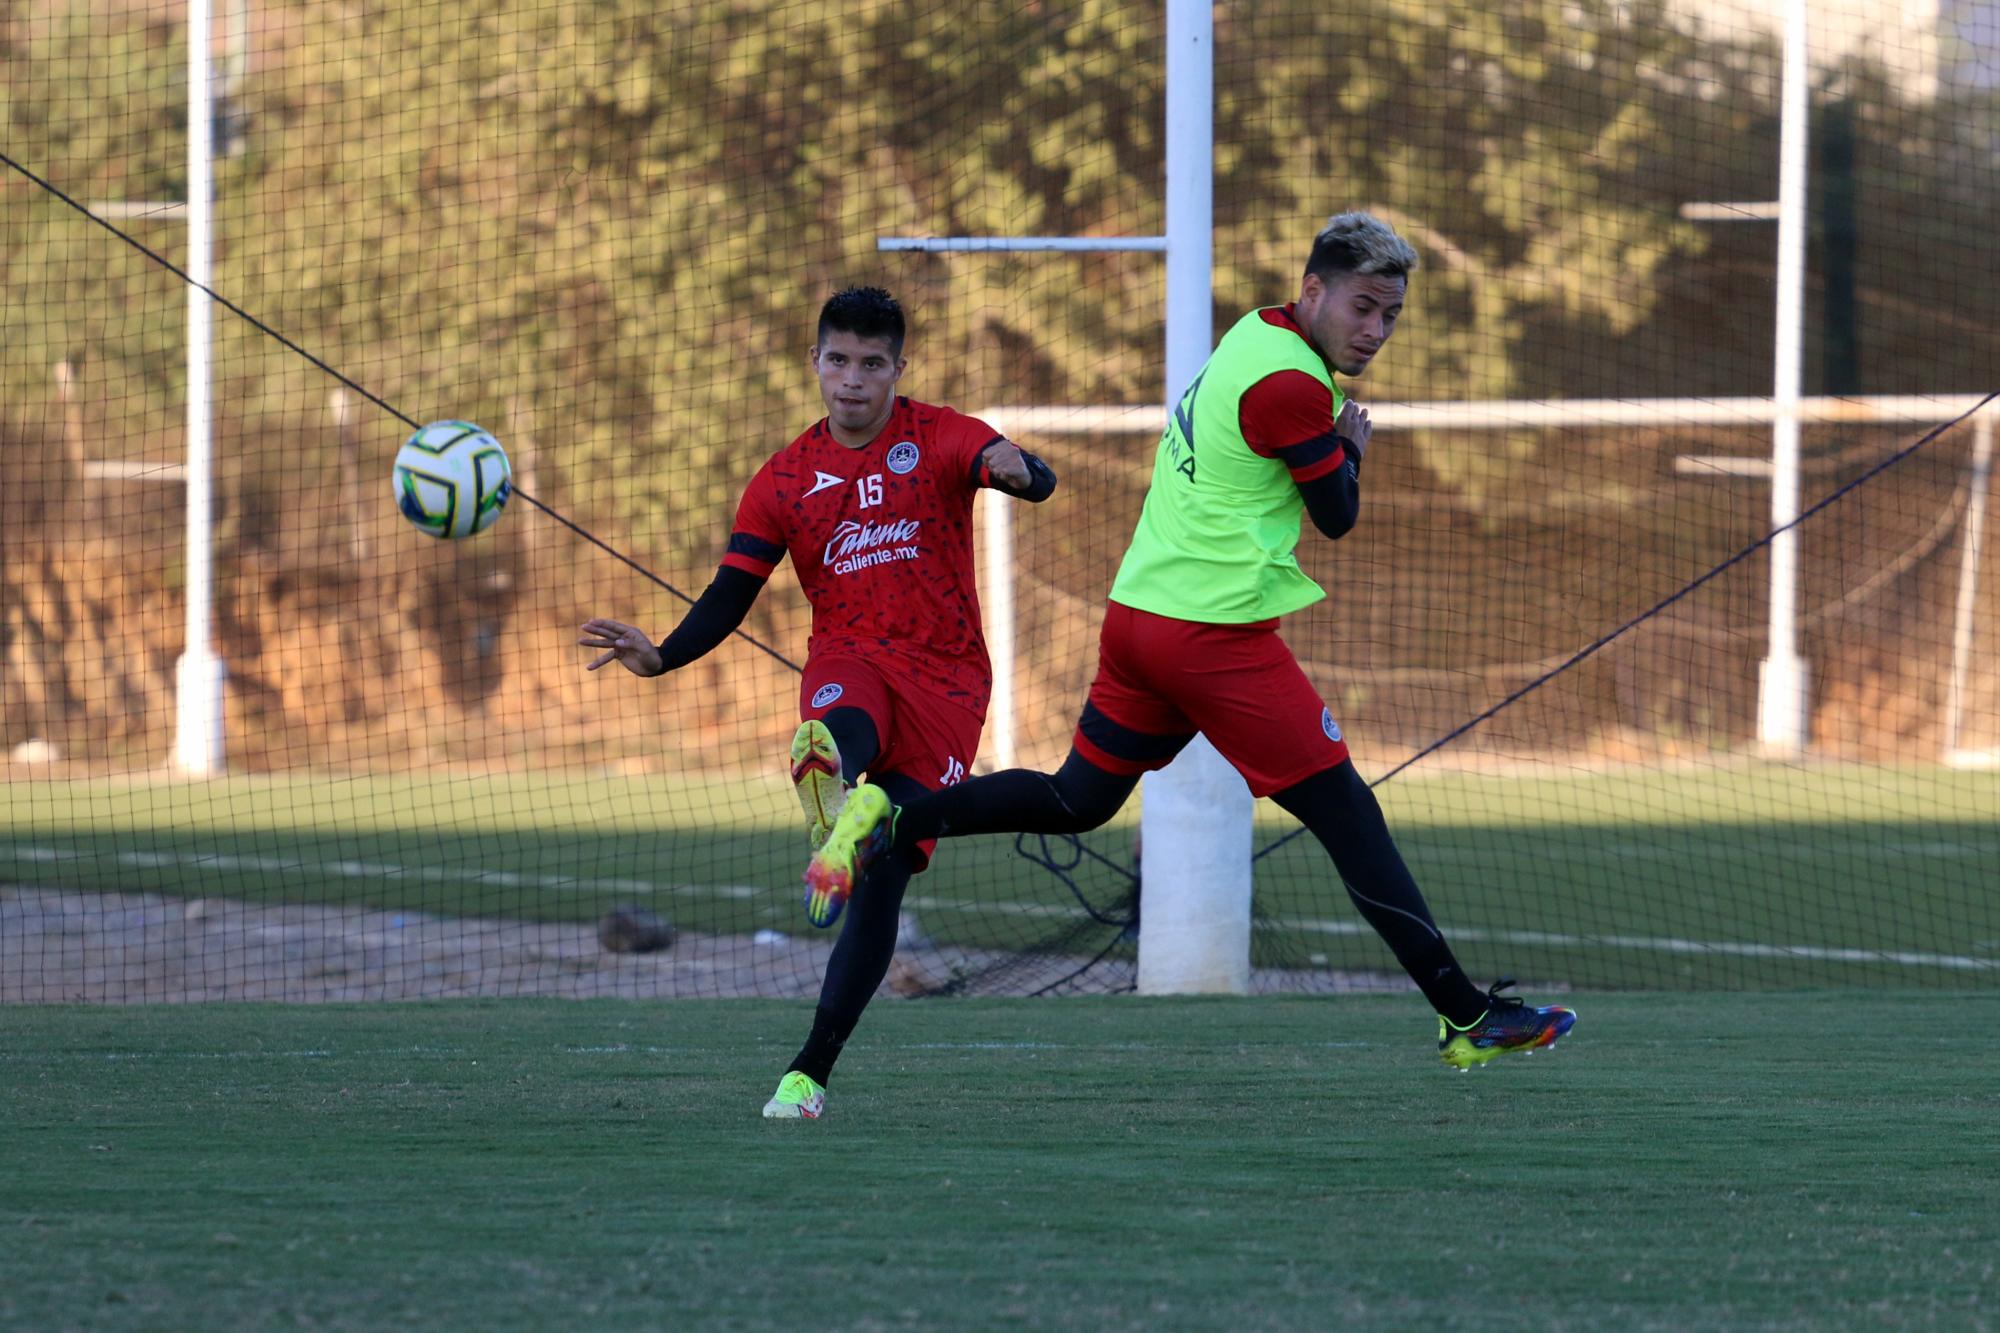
left=812, top=683, right=844, bottom=708
left=1321, top=708, right=1343, bottom=743
left=886, top=441, right=920, bottom=474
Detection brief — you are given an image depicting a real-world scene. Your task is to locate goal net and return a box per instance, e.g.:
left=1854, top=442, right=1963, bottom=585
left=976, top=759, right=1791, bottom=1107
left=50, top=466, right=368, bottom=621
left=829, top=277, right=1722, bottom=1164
left=2, top=0, right=1995, bottom=1001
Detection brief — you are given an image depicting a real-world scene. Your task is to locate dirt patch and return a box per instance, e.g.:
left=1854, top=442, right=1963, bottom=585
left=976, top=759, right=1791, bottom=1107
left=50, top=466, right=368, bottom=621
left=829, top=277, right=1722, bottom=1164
left=0, top=884, right=1413, bottom=1003
left=0, top=884, right=828, bottom=1003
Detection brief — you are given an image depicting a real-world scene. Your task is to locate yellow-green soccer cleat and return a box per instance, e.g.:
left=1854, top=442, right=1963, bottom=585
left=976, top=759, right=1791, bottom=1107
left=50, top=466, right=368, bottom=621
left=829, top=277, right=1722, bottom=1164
left=801, top=782, right=894, bottom=930
left=761, top=1070, right=826, bottom=1120
left=1438, top=978, right=1577, bottom=1070
left=789, top=719, right=847, bottom=850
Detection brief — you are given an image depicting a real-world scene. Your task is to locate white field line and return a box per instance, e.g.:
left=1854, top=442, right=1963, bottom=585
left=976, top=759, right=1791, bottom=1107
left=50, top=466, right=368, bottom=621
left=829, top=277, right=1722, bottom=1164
left=1386, top=838, right=2000, bottom=865
left=1, top=843, right=760, bottom=901
left=1278, top=917, right=1998, bottom=972
left=0, top=844, right=1093, bottom=920
left=0, top=1046, right=467, bottom=1064
left=5, top=843, right=1993, bottom=971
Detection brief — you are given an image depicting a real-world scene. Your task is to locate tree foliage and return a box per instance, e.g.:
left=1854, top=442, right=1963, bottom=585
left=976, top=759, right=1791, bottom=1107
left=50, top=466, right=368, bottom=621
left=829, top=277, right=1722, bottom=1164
left=3, top=0, right=1996, bottom=552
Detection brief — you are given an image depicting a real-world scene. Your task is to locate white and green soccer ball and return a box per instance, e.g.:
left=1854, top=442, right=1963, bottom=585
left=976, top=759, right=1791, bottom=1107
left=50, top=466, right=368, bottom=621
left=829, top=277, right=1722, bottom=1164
left=392, top=421, right=512, bottom=540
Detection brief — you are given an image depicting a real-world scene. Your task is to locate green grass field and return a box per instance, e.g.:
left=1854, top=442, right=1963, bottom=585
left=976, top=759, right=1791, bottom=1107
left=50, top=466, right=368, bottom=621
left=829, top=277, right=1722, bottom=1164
left=5, top=763, right=1996, bottom=990
left=3, top=995, right=1996, bottom=1330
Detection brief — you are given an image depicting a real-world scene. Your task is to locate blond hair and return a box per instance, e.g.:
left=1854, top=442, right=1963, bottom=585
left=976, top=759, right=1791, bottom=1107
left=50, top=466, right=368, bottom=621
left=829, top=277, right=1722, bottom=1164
left=1306, top=212, right=1419, bottom=281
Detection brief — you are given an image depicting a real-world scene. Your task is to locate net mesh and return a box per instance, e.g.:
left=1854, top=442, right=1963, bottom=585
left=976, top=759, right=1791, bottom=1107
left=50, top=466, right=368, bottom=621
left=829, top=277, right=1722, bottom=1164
left=2, top=0, right=1995, bottom=1002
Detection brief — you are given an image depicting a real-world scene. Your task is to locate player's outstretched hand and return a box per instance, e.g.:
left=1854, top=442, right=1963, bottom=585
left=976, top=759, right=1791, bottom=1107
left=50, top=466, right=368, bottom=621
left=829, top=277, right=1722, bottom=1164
left=980, top=438, right=1033, bottom=490
left=1334, top=398, right=1371, bottom=464
left=578, top=618, right=665, bottom=677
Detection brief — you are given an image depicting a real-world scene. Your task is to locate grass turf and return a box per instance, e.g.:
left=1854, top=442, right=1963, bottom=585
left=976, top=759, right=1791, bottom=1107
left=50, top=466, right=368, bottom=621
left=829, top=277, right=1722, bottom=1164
left=2, top=994, right=1995, bottom=1330
left=5, top=764, right=1996, bottom=990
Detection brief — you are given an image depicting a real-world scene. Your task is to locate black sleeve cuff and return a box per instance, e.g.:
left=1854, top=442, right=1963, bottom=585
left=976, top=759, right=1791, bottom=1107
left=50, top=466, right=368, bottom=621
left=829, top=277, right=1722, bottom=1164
left=994, top=450, right=1058, bottom=502
left=1296, top=458, right=1360, bottom=541
left=655, top=565, right=766, bottom=672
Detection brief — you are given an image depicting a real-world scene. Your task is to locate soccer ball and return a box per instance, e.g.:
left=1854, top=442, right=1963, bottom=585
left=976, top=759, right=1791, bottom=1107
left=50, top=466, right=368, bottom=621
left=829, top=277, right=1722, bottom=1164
left=392, top=421, right=512, bottom=540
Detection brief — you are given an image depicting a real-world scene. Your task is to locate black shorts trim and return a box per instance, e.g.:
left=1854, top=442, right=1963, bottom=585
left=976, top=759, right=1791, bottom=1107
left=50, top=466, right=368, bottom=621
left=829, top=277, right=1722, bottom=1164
left=1077, top=700, right=1192, bottom=764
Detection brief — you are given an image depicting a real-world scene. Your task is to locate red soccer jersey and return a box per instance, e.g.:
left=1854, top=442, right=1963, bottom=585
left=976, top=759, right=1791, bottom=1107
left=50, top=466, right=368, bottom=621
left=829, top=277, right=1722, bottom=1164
left=721, top=397, right=1005, bottom=712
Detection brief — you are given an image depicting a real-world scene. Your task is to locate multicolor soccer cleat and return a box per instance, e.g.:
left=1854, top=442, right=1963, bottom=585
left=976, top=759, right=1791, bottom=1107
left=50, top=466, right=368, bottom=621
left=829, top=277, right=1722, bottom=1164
left=789, top=719, right=847, bottom=850
left=801, top=782, right=894, bottom=929
left=761, top=1070, right=826, bottom=1120
left=1438, top=978, right=1577, bottom=1070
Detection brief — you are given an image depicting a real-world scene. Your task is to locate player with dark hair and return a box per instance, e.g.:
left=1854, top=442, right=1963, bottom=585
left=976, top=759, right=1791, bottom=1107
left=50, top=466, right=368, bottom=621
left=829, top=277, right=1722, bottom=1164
left=805, top=217, right=1576, bottom=1071
left=580, top=285, right=1058, bottom=1117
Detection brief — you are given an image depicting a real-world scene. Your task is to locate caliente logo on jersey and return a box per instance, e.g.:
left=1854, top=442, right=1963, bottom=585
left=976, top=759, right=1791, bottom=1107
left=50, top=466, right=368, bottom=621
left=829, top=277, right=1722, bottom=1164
left=823, top=517, right=922, bottom=575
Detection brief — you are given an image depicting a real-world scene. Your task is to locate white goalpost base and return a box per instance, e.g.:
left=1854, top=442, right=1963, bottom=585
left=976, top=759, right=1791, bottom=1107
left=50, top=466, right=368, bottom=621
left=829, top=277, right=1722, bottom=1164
left=172, top=648, right=227, bottom=777
left=1136, top=736, right=1254, bottom=994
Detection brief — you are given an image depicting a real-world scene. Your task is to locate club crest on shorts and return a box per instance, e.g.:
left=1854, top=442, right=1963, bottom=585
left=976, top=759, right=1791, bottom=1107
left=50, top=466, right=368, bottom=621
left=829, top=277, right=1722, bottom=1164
left=1321, top=707, right=1343, bottom=743
left=886, top=441, right=920, bottom=474
left=811, top=683, right=844, bottom=708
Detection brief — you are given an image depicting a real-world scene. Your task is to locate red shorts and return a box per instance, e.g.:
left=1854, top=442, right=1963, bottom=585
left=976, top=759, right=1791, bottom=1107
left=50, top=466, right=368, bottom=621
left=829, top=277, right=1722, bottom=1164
left=1070, top=600, right=1349, bottom=799
left=800, top=654, right=984, bottom=870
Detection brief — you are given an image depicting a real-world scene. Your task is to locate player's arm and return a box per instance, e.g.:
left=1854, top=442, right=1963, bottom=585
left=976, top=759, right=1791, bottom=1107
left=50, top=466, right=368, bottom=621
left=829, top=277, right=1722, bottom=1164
left=1241, top=370, right=1362, bottom=541
left=639, top=478, right=793, bottom=673
left=1296, top=398, right=1369, bottom=540
left=975, top=437, right=1058, bottom=502
left=578, top=469, right=785, bottom=678
left=578, top=564, right=769, bottom=678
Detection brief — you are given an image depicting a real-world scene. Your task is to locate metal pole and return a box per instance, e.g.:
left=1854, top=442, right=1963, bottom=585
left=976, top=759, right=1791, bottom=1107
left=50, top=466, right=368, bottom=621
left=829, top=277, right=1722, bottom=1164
left=1137, top=0, right=1253, bottom=996
left=1944, top=413, right=1994, bottom=760
left=173, top=0, right=225, bottom=775
left=1757, top=0, right=1811, bottom=755
left=982, top=486, right=1016, bottom=769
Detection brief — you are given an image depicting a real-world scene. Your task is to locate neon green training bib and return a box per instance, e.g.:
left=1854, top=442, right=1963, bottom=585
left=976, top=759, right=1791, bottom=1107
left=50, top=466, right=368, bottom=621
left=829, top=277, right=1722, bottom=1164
left=1109, top=308, right=1345, bottom=623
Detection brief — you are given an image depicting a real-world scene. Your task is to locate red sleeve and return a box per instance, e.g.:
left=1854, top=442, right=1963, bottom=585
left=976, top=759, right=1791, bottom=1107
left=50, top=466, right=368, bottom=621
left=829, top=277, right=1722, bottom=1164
left=937, top=408, right=1007, bottom=491
left=719, top=462, right=787, bottom=580
left=1240, top=370, right=1347, bottom=483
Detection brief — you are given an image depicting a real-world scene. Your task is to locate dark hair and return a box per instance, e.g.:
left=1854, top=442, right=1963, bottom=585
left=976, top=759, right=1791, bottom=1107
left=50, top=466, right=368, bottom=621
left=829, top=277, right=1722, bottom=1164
left=1303, top=211, right=1419, bottom=284
left=817, top=286, right=906, bottom=357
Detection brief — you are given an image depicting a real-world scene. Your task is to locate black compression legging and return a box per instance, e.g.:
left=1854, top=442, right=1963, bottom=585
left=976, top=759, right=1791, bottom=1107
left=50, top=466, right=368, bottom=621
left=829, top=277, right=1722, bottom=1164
left=891, top=749, right=1139, bottom=844
left=818, top=706, right=880, bottom=784
left=788, top=769, right=923, bottom=1085
left=1268, top=763, right=1487, bottom=1024
left=795, top=755, right=1123, bottom=1082
left=804, top=703, right=889, bottom=1025
left=892, top=751, right=1489, bottom=1025
left=814, top=841, right=918, bottom=1024
left=802, top=752, right=1122, bottom=1040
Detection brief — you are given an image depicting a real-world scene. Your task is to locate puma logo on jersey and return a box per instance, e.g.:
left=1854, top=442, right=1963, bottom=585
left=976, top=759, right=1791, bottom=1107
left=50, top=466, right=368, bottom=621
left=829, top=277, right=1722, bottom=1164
left=803, top=470, right=844, bottom=498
